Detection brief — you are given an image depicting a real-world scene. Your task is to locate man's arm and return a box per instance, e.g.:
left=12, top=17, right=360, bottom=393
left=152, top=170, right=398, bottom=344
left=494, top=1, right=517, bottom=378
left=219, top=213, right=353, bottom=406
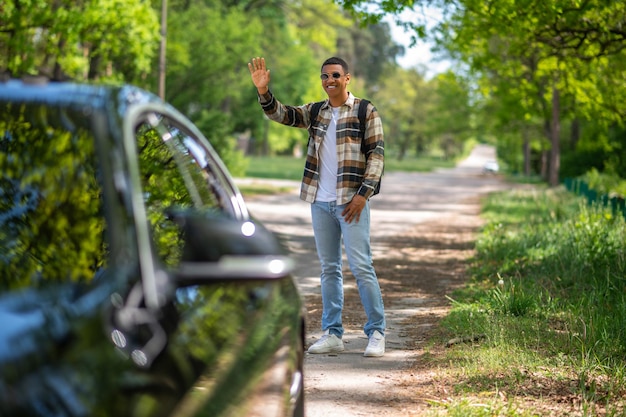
left=359, top=106, right=384, bottom=197
left=248, top=57, right=311, bottom=128
left=342, top=105, right=384, bottom=224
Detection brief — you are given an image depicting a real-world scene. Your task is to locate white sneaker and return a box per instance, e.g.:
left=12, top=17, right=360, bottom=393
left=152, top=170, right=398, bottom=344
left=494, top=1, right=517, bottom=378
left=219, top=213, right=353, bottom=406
left=364, top=330, right=385, bottom=357
left=307, top=330, right=344, bottom=354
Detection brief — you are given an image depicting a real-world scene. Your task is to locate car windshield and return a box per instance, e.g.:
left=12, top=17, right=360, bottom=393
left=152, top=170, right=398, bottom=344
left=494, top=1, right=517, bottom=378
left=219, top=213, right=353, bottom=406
left=0, top=105, right=108, bottom=290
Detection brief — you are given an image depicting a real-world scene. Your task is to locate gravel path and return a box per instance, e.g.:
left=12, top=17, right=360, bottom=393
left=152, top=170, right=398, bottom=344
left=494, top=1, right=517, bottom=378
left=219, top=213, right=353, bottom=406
left=240, top=144, right=511, bottom=416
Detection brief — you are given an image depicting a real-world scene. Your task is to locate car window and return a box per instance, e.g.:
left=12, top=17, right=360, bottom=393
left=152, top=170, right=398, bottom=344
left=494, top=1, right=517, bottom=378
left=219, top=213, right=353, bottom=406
left=135, top=114, right=225, bottom=268
left=0, top=108, right=106, bottom=290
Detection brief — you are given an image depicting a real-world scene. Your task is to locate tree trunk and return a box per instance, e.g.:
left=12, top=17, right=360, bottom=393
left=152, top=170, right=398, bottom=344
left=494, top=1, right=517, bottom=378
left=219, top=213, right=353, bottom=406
left=260, top=118, right=269, bottom=156
left=415, top=134, right=425, bottom=155
left=570, top=117, right=580, bottom=151
left=522, top=125, right=531, bottom=176
left=158, top=0, right=167, bottom=100
left=53, top=37, right=66, bottom=81
left=541, top=119, right=551, bottom=181
left=397, top=143, right=406, bottom=161
left=549, top=86, right=560, bottom=187
left=540, top=149, right=548, bottom=180
left=87, top=45, right=100, bottom=80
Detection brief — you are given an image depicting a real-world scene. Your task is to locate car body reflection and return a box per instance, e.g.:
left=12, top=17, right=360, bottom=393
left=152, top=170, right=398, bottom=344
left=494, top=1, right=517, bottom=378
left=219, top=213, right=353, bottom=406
left=0, top=79, right=304, bottom=417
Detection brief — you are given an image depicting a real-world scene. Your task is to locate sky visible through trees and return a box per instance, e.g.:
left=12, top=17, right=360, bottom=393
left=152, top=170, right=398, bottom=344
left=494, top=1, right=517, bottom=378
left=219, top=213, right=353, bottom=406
left=387, top=8, right=450, bottom=77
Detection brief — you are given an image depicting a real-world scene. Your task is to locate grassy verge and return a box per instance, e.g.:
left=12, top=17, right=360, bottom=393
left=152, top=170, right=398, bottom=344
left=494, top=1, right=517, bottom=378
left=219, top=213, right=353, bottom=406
left=240, top=154, right=458, bottom=198
left=428, top=186, right=626, bottom=416
left=243, top=154, right=458, bottom=180
left=243, top=156, right=306, bottom=180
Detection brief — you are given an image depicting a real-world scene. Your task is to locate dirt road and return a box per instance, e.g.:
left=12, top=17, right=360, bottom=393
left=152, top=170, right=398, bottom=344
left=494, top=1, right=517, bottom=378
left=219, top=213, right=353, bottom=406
left=241, top=144, right=512, bottom=416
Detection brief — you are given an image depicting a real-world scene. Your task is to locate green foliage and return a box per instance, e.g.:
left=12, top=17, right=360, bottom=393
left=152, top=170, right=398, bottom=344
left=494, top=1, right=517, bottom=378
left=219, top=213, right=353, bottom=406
left=559, top=120, right=626, bottom=180
left=0, top=0, right=479, bottom=172
left=284, top=0, right=352, bottom=58
left=194, top=109, right=249, bottom=177
left=426, top=398, right=538, bottom=417
left=580, top=168, right=626, bottom=197
left=337, top=21, right=403, bottom=90
left=435, top=185, right=626, bottom=414
left=488, top=278, right=538, bottom=317
left=1, top=110, right=105, bottom=289
left=165, top=3, right=262, bottom=111
left=372, top=66, right=431, bottom=159
left=427, top=72, right=474, bottom=159
left=81, top=0, right=160, bottom=82
left=0, top=0, right=160, bottom=81
left=560, top=143, right=609, bottom=179
left=4, top=0, right=625, bottom=184
left=422, top=0, right=626, bottom=182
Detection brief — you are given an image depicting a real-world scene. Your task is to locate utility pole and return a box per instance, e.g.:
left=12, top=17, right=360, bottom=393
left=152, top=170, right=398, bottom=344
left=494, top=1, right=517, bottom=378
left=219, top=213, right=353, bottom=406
left=158, top=0, right=167, bottom=100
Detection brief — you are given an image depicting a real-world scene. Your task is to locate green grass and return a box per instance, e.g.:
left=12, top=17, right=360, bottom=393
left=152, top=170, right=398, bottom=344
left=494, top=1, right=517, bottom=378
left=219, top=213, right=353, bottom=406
left=243, top=156, right=306, bottom=180
left=430, top=186, right=626, bottom=416
left=237, top=183, right=295, bottom=197
left=385, top=154, right=456, bottom=172
left=243, top=154, right=458, bottom=181
left=242, top=151, right=626, bottom=414
left=240, top=154, right=458, bottom=198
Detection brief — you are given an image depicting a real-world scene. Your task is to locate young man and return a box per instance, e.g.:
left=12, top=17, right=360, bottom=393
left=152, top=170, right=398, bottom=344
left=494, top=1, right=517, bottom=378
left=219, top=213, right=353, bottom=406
left=247, top=56, right=386, bottom=357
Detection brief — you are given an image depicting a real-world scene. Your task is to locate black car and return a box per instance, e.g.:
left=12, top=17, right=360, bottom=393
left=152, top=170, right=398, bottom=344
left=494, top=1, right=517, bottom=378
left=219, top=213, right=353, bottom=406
left=0, top=79, right=305, bottom=417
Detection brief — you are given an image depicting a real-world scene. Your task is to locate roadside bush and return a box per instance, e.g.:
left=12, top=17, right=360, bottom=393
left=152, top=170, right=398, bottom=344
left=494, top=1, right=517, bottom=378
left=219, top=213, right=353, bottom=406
left=438, top=185, right=626, bottom=415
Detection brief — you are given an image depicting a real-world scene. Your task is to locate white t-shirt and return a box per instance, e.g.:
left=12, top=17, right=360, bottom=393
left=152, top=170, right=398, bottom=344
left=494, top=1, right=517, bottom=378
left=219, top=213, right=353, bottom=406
left=315, top=107, right=339, bottom=202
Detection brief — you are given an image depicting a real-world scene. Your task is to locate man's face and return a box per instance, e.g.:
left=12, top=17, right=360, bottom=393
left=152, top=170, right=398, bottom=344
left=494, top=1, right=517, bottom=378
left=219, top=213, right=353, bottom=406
left=321, top=64, right=350, bottom=101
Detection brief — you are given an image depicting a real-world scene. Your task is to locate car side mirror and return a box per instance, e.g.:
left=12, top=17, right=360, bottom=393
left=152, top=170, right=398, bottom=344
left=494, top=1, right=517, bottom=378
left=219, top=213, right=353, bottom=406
left=167, top=209, right=294, bottom=283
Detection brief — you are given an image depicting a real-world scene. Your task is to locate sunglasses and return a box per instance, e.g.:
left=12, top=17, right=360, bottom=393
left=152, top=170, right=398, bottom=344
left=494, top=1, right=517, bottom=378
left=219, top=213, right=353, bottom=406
left=320, top=72, right=344, bottom=81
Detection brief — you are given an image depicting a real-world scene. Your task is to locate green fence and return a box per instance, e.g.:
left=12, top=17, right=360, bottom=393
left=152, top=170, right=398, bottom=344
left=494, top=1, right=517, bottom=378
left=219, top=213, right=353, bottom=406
left=564, top=177, right=626, bottom=219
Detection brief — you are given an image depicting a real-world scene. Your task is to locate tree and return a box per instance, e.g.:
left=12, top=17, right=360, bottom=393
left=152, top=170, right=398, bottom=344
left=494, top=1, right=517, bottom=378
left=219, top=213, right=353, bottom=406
left=0, top=0, right=160, bottom=82
left=0, top=109, right=105, bottom=288
left=336, top=0, right=626, bottom=185
left=337, top=21, right=404, bottom=94
left=373, top=66, right=430, bottom=159
left=436, top=0, right=626, bottom=184
left=426, top=71, right=473, bottom=160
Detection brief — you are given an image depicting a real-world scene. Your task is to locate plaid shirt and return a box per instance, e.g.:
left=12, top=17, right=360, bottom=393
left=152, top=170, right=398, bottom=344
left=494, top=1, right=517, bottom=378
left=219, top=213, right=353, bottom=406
left=258, top=90, right=384, bottom=204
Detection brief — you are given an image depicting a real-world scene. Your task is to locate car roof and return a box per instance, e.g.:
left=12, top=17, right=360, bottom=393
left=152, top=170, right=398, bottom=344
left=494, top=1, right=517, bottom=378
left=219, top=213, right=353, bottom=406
left=0, top=78, right=161, bottom=115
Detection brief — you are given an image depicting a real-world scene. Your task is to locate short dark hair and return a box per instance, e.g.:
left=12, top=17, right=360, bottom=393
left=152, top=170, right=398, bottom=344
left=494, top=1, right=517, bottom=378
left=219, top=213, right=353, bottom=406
left=321, top=57, right=349, bottom=74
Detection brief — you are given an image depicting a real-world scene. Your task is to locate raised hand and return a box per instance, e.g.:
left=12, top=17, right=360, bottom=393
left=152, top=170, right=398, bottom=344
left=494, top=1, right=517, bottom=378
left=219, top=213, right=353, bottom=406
left=248, top=57, right=270, bottom=94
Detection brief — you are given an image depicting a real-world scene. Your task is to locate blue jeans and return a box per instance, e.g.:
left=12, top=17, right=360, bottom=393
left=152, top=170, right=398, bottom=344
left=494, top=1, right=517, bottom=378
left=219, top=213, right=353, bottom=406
left=310, top=200, right=385, bottom=339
